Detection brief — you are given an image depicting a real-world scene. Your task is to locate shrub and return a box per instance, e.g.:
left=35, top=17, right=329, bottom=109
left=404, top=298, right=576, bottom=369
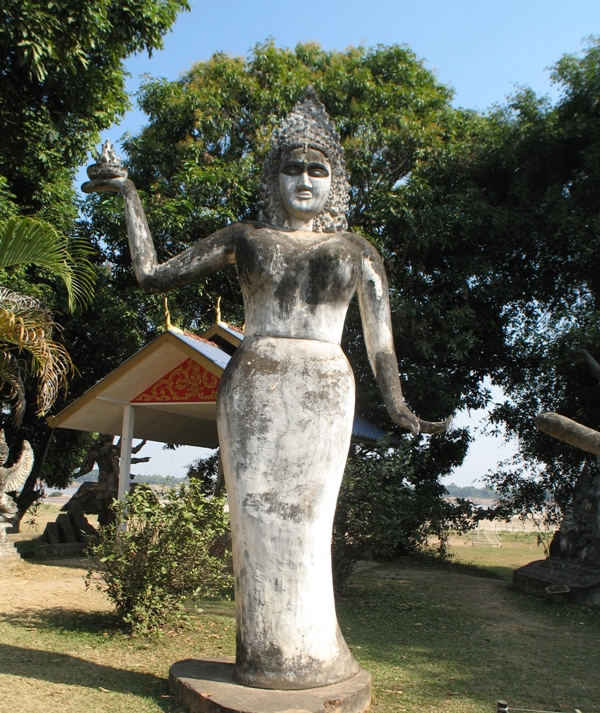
left=332, top=440, right=475, bottom=592
left=86, top=481, right=232, bottom=634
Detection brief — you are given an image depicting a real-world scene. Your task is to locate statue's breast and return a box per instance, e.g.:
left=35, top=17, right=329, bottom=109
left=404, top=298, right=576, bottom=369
left=236, top=230, right=361, bottom=317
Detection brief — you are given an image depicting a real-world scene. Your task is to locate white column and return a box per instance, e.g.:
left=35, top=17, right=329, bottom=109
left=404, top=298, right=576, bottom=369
left=118, top=404, right=135, bottom=501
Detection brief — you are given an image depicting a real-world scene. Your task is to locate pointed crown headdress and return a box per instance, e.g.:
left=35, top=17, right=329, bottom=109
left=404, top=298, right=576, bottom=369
left=259, top=87, right=350, bottom=232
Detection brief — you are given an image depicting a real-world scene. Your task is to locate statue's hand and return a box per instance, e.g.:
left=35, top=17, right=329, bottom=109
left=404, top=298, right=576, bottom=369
left=393, top=407, right=421, bottom=436
left=82, top=139, right=128, bottom=193
left=393, top=407, right=453, bottom=436
left=81, top=176, right=127, bottom=194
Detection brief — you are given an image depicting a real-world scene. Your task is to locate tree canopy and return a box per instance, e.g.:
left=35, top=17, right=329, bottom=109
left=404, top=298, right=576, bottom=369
left=0, top=0, right=190, bottom=220
left=0, top=0, right=189, bottom=521
left=87, top=38, right=600, bottom=519
left=398, top=38, right=600, bottom=518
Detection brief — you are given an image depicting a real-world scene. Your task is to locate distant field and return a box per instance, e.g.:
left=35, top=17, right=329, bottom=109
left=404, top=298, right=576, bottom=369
left=448, top=531, right=547, bottom=580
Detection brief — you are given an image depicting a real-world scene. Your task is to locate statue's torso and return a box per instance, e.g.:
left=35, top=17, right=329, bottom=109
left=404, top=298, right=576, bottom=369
left=236, top=228, right=362, bottom=344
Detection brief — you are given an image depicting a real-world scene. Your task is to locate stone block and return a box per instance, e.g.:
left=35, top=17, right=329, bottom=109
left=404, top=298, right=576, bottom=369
left=514, top=558, right=600, bottom=605
left=56, top=513, right=78, bottom=543
left=44, top=521, right=60, bottom=545
left=67, top=501, right=97, bottom=539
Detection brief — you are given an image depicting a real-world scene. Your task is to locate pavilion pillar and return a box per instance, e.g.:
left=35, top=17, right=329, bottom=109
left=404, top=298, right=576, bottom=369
left=118, top=404, right=135, bottom=501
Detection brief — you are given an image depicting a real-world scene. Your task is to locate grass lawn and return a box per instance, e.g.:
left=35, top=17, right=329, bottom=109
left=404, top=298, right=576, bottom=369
left=447, top=530, right=546, bottom=580
left=0, top=532, right=598, bottom=713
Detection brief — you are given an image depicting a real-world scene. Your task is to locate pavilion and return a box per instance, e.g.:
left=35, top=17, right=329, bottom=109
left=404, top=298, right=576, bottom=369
left=47, top=319, right=389, bottom=499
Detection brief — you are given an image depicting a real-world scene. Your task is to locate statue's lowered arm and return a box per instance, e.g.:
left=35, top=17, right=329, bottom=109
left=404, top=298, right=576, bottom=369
left=356, top=240, right=451, bottom=435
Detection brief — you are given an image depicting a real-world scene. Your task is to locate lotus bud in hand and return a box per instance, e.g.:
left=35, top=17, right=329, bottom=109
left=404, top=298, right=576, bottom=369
left=86, top=139, right=128, bottom=180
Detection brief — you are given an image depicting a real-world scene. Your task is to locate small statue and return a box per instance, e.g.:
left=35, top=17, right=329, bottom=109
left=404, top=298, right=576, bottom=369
left=86, top=139, right=128, bottom=181
left=0, top=430, right=34, bottom=524
left=71, top=434, right=149, bottom=526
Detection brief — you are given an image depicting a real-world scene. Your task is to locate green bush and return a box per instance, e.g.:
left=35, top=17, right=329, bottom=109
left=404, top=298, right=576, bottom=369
left=332, top=440, right=475, bottom=592
left=86, top=482, right=232, bottom=634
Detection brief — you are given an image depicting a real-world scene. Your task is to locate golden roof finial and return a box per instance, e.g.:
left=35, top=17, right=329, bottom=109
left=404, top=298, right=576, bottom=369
left=215, top=296, right=222, bottom=325
left=164, top=296, right=184, bottom=334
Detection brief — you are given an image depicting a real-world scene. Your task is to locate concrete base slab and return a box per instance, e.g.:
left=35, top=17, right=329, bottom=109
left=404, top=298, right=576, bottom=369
left=169, top=658, right=371, bottom=713
left=513, top=558, right=600, bottom=605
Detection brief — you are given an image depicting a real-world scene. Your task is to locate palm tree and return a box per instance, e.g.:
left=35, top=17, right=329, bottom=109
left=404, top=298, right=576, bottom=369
left=0, top=217, right=95, bottom=422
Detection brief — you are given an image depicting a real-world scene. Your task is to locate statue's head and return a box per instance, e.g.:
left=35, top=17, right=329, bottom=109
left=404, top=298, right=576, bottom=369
left=259, top=87, right=350, bottom=232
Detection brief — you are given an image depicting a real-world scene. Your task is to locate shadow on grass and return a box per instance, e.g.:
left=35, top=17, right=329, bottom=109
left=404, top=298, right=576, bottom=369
left=1, top=607, right=123, bottom=636
left=0, top=642, right=171, bottom=707
left=25, top=556, right=93, bottom=570
left=1, top=600, right=236, bottom=639
left=478, top=564, right=518, bottom=581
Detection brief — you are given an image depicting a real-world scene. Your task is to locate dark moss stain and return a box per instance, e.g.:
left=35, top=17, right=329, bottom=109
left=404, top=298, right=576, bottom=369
left=234, top=623, right=359, bottom=689
left=235, top=230, right=361, bottom=323
left=242, top=491, right=310, bottom=522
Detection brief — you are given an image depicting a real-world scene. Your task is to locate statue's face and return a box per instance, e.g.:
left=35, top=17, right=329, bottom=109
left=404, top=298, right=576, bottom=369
left=278, top=146, right=331, bottom=226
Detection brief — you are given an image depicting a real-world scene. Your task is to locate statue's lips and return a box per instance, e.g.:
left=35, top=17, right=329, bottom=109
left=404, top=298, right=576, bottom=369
left=294, top=191, right=313, bottom=199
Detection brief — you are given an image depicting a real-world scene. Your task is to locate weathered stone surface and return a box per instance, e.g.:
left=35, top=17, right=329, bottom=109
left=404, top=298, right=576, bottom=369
left=0, top=432, right=34, bottom=524
left=169, top=658, right=371, bottom=713
left=513, top=558, right=600, bottom=605
left=0, top=523, right=20, bottom=564
left=547, top=464, right=600, bottom=563
left=67, top=500, right=97, bottom=539
left=218, top=337, right=359, bottom=689
left=44, top=521, right=60, bottom=545
left=56, top=513, right=78, bottom=543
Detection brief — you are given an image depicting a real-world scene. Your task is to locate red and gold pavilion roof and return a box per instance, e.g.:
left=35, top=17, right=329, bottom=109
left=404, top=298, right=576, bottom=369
left=47, top=326, right=240, bottom=448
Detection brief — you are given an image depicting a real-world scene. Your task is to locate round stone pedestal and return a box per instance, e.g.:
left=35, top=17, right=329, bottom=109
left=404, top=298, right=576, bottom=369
left=169, top=658, right=371, bottom=713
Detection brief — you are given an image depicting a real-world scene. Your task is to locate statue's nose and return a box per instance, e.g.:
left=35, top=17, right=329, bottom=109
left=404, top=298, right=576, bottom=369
left=298, top=171, right=312, bottom=189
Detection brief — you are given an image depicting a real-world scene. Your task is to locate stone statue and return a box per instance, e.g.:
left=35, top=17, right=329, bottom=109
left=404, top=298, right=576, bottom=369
left=0, top=429, right=34, bottom=561
left=0, top=429, right=34, bottom=524
left=70, top=433, right=149, bottom=526
left=83, top=89, right=450, bottom=691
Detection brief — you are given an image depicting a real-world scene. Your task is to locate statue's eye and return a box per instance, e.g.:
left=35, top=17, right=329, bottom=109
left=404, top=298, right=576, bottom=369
left=308, top=163, right=330, bottom=178
left=281, top=162, right=303, bottom=176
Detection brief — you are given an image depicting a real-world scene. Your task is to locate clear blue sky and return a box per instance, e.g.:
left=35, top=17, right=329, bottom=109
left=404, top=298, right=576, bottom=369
left=112, top=0, right=600, bottom=142
left=105, top=0, right=600, bottom=486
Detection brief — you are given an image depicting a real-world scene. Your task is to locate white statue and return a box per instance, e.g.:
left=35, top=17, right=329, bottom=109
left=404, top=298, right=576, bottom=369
left=83, top=88, right=449, bottom=690
left=0, top=429, right=34, bottom=525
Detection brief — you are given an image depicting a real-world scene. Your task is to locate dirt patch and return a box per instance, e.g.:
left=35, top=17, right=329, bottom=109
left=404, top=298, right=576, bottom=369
left=0, top=558, right=111, bottom=616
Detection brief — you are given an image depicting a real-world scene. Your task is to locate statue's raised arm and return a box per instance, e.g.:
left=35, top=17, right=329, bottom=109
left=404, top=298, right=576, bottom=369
left=82, top=140, right=238, bottom=292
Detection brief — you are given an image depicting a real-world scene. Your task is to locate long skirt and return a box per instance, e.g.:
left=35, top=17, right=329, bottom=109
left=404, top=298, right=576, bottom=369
left=217, top=336, right=360, bottom=690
